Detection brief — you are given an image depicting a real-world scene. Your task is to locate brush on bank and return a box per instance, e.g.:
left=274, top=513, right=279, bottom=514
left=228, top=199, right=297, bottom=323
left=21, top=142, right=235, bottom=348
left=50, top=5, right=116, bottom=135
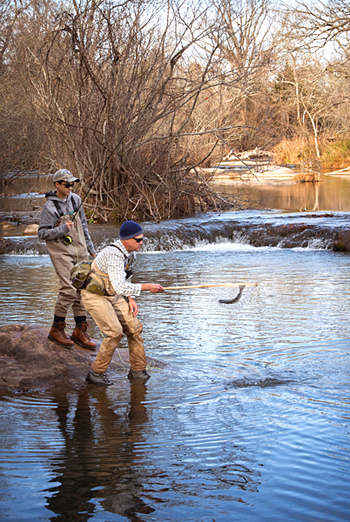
left=163, top=283, right=258, bottom=304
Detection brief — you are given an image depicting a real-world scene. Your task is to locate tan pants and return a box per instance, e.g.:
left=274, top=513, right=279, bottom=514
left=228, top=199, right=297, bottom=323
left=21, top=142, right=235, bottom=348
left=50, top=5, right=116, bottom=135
left=81, top=290, right=147, bottom=373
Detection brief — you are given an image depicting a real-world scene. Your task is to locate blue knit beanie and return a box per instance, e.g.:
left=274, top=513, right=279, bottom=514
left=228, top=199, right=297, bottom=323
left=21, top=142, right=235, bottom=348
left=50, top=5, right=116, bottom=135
left=119, top=220, right=143, bottom=240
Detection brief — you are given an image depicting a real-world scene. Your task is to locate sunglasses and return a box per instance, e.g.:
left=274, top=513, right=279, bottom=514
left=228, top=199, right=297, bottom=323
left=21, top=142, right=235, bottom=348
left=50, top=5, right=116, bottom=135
left=59, top=182, right=74, bottom=188
left=133, top=237, right=144, bottom=243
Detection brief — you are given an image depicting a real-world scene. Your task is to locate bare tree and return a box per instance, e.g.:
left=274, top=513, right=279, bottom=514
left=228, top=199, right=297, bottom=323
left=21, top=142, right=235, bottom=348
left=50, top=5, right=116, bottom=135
left=0, top=0, right=47, bottom=181
left=272, top=1, right=350, bottom=158
left=287, top=0, right=350, bottom=56
left=272, top=53, right=348, bottom=158
left=208, top=0, right=278, bottom=149
left=13, top=0, right=268, bottom=220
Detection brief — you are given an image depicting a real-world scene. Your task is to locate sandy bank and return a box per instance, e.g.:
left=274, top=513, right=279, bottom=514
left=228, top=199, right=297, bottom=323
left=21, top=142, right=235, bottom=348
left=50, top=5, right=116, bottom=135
left=324, top=166, right=350, bottom=176
left=192, top=164, right=309, bottom=185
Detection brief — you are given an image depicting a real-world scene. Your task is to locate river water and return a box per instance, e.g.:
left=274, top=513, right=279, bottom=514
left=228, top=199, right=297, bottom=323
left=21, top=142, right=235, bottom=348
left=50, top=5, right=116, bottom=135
left=0, top=177, right=350, bottom=521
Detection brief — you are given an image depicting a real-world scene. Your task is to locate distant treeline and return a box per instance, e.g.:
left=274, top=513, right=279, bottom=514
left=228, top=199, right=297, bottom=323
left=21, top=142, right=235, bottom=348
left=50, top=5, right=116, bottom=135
left=1, top=0, right=350, bottom=221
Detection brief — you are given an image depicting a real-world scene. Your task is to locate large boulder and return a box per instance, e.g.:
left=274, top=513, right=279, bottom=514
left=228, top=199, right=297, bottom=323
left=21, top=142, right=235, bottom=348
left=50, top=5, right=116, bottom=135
left=0, top=324, right=165, bottom=391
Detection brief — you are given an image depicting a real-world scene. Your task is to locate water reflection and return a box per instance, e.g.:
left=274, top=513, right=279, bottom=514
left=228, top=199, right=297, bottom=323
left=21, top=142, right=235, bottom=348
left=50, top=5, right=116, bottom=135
left=0, top=174, right=49, bottom=212
left=2, top=173, right=350, bottom=214
left=219, top=174, right=350, bottom=212
left=46, top=382, right=152, bottom=521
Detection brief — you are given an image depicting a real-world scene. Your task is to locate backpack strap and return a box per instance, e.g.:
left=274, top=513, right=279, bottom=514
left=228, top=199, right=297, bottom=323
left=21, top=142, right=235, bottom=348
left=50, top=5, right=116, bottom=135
left=110, top=244, right=125, bottom=255
left=52, top=194, right=80, bottom=218
left=109, top=244, right=133, bottom=277
left=52, top=199, right=64, bottom=218
left=70, top=193, right=79, bottom=213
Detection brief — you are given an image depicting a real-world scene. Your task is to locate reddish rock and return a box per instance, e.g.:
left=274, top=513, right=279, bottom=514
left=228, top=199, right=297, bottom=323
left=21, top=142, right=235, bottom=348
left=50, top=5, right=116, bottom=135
left=0, top=324, right=165, bottom=391
left=334, top=229, right=350, bottom=251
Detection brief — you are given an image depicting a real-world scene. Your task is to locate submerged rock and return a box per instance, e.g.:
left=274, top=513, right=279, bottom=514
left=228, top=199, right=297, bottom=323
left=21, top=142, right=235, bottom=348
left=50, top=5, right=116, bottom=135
left=0, top=324, right=165, bottom=391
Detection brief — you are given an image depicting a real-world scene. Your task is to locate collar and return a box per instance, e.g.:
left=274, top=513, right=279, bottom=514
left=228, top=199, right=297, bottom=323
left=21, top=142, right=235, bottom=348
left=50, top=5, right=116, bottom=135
left=112, top=239, right=130, bottom=257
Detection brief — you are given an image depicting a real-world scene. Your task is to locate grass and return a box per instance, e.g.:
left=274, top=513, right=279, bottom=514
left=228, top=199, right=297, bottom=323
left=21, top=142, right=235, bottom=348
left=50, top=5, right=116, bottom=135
left=321, top=139, right=350, bottom=171
left=273, top=136, right=350, bottom=171
left=273, top=137, right=316, bottom=166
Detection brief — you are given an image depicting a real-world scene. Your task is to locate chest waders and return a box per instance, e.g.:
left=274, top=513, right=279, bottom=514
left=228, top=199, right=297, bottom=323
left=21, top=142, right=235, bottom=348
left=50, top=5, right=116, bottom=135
left=51, top=195, right=88, bottom=262
left=52, top=195, right=79, bottom=245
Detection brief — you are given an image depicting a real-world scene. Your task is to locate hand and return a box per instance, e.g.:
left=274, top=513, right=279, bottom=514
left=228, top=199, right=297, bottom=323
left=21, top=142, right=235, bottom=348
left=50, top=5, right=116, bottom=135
left=129, top=298, right=139, bottom=317
left=147, top=284, right=165, bottom=293
left=66, top=221, right=74, bottom=231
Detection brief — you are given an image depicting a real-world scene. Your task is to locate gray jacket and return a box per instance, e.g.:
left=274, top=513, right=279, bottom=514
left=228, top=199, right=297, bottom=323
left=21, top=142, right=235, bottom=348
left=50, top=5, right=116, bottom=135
left=38, top=191, right=96, bottom=255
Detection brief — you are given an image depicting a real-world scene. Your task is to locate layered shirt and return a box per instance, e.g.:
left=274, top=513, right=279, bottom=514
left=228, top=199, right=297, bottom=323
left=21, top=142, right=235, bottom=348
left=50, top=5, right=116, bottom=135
left=38, top=191, right=96, bottom=255
left=95, top=239, right=141, bottom=297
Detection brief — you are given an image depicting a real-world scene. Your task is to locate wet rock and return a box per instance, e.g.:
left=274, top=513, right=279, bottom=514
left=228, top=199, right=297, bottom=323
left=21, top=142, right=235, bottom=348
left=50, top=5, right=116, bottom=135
left=1, top=222, right=16, bottom=230
left=0, top=211, right=41, bottom=225
left=334, top=229, right=350, bottom=252
left=24, top=224, right=39, bottom=234
left=0, top=324, right=165, bottom=391
left=0, top=237, right=12, bottom=255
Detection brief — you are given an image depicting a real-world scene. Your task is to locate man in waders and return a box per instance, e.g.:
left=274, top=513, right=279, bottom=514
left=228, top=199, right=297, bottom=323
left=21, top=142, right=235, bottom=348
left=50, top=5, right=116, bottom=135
left=81, top=220, right=164, bottom=386
left=38, top=169, right=97, bottom=350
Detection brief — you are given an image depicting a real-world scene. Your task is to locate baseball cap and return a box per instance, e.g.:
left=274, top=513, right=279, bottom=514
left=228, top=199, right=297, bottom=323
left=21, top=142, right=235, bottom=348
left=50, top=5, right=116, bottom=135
left=53, top=169, right=80, bottom=183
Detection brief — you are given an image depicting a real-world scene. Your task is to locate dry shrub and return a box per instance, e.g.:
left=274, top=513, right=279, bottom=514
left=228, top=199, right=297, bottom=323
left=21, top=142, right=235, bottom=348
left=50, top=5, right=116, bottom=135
left=273, top=137, right=315, bottom=165
left=320, top=139, right=350, bottom=171
left=293, top=172, right=322, bottom=183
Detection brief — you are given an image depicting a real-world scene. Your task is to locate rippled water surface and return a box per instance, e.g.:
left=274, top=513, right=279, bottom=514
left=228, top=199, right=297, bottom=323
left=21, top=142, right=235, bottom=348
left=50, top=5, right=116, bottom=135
left=1, top=214, right=350, bottom=521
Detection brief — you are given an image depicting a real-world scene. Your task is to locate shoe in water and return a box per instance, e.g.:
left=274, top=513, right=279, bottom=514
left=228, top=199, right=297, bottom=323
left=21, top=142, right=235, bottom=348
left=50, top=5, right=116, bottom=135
left=128, top=369, right=150, bottom=381
left=86, top=369, right=113, bottom=386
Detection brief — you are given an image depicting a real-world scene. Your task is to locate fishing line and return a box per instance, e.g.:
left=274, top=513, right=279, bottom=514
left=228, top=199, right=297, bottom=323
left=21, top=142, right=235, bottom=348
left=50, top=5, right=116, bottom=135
left=163, top=283, right=258, bottom=304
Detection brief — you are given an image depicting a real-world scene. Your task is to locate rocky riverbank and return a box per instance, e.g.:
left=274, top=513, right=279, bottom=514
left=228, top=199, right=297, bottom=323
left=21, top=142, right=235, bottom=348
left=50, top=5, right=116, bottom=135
left=0, top=324, right=165, bottom=391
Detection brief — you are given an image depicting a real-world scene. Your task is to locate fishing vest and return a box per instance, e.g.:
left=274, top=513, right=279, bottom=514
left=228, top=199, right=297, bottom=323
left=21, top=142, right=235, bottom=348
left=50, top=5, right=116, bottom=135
left=84, top=245, right=135, bottom=296
left=110, top=244, right=134, bottom=279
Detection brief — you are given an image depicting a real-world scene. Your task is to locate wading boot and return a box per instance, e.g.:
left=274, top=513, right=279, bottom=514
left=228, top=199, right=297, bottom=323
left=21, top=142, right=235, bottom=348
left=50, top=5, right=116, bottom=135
left=71, top=322, right=96, bottom=350
left=48, top=322, right=75, bottom=348
left=128, top=369, right=150, bottom=381
left=86, top=369, right=113, bottom=386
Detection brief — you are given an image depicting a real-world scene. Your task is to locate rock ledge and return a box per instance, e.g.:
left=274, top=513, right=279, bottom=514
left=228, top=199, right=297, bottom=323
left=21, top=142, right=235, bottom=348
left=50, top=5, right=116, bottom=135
left=0, top=324, right=164, bottom=391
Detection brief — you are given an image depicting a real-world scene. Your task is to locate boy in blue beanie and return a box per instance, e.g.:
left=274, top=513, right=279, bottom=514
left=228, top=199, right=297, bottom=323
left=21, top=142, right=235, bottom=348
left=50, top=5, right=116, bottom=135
left=81, top=221, right=164, bottom=385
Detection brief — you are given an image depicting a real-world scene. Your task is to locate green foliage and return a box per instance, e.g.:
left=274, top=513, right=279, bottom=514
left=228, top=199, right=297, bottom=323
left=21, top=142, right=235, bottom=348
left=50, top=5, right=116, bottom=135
left=85, top=210, right=97, bottom=224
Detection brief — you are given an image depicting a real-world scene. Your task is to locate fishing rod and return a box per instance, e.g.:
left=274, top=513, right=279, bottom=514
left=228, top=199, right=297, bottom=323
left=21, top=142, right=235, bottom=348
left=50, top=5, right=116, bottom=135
left=163, top=282, right=258, bottom=304
left=163, top=283, right=257, bottom=290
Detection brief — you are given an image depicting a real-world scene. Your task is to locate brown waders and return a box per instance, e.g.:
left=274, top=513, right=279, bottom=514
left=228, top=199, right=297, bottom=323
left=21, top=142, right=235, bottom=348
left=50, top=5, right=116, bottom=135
left=47, top=214, right=96, bottom=349
left=81, top=262, right=147, bottom=375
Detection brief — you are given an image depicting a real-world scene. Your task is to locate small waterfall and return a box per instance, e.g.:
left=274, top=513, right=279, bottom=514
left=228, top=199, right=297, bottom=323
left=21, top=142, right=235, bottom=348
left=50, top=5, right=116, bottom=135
left=1, top=210, right=347, bottom=255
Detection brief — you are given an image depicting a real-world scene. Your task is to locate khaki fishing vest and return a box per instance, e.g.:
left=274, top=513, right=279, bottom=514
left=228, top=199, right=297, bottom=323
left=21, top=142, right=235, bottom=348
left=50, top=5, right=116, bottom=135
left=89, top=260, right=116, bottom=296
